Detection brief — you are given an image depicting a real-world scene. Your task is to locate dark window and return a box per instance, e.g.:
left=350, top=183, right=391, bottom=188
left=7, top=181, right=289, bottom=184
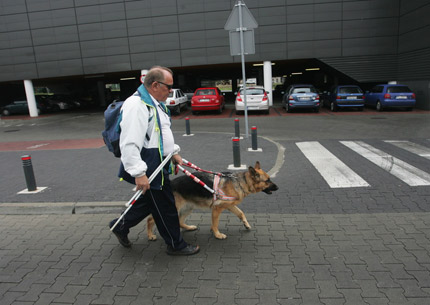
left=387, top=86, right=411, bottom=93
left=339, top=87, right=363, bottom=94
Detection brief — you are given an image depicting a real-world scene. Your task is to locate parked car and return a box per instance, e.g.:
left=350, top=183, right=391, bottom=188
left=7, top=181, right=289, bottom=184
left=282, top=84, right=320, bottom=113
left=165, top=89, right=188, bottom=114
left=365, top=84, right=416, bottom=111
left=324, top=85, right=365, bottom=112
left=191, top=87, right=225, bottom=114
left=1, top=98, right=50, bottom=116
left=235, top=87, right=269, bottom=114
left=180, top=87, right=195, bottom=105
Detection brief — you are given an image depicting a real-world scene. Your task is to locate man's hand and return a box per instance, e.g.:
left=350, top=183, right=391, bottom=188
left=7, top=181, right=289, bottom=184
left=135, top=175, right=150, bottom=194
left=172, top=154, right=183, bottom=165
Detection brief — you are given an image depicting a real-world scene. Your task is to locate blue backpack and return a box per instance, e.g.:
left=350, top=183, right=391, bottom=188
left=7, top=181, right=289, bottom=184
left=102, top=100, right=124, bottom=158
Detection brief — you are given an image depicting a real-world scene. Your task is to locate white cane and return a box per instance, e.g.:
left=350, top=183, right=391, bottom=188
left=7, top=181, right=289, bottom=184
left=110, top=150, right=176, bottom=232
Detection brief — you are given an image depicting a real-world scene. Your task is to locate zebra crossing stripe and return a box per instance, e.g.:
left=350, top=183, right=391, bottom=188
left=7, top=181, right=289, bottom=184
left=341, top=141, right=430, bottom=186
left=296, top=141, right=369, bottom=188
left=384, top=140, right=430, bottom=160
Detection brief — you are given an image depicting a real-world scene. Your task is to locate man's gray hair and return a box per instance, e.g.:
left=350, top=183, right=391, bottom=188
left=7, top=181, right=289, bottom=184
left=144, top=66, right=173, bottom=88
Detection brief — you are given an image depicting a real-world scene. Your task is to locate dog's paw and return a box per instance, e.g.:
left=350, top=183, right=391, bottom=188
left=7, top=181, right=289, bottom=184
left=214, top=232, right=227, bottom=239
left=186, top=225, right=198, bottom=231
left=181, top=224, right=198, bottom=231
left=148, top=234, right=157, bottom=241
left=244, top=222, right=251, bottom=230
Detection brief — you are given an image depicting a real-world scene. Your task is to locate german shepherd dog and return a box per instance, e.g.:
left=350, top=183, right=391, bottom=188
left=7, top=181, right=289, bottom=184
left=147, top=161, right=278, bottom=239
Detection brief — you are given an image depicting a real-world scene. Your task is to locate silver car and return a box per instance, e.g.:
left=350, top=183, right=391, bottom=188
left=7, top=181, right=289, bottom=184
left=235, top=87, right=269, bottom=115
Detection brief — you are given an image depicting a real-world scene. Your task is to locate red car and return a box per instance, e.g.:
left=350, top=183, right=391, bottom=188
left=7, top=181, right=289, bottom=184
left=191, top=87, right=225, bottom=114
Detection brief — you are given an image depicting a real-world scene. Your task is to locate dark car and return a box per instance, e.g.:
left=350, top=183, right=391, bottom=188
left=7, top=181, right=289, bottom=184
left=324, top=85, right=365, bottom=112
left=1, top=97, right=51, bottom=116
left=191, top=87, right=225, bottom=114
left=282, top=84, right=320, bottom=113
left=365, top=84, right=416, bottom=111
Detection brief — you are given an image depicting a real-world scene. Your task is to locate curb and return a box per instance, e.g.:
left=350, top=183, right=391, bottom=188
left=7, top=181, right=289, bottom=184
left=0, top=201, right=125, bottom=215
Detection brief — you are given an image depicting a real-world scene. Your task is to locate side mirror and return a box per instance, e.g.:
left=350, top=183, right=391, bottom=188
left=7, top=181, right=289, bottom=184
left=281, top=91, right=285, bottom=95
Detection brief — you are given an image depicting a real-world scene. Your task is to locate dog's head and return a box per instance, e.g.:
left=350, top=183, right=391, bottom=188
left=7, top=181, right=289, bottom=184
left=248, top=161, right=278, bottom=194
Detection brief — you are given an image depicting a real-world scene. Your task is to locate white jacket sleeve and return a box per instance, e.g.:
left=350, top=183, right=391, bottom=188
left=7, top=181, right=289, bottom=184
left=119, top=96, right=149, bottom=178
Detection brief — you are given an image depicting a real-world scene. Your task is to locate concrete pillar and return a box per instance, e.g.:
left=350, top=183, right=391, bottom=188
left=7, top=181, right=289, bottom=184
left=263, top=61, right=273, bottom=106
left=23, top=80, right=38, bottom=117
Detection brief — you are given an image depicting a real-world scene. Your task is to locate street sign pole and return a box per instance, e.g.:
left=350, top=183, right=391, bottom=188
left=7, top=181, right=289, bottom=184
left=225, top=0, right=258, bottom=139
left=238, top=1, right=249, bottom=138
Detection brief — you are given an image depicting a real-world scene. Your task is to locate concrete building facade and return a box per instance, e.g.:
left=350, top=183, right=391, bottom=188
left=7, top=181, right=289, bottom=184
left=1, top=0, right=429, bottom=108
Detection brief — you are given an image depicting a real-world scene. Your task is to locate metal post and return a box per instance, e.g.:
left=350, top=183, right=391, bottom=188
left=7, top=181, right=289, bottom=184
left=185, top=117, right=191, bottom=135
left=232, top=137, right=241, bottom=167
left=21, top=155, right=37, bottom=191
left=234, top=118, right=240, bottom=138
left=238, top=0, right=249, bottom=138
left=251, top=126, right=258, bottom=150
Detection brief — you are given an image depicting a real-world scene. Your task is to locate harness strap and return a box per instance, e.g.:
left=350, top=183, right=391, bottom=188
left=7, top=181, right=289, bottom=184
left=213, top=175, right=237, bottom=201
left=176, top=164, right=237, bottom=204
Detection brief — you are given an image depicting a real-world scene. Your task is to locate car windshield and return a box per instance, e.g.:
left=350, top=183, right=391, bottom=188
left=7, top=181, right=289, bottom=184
left=339, top=87, right=362, bottom=94
left=196, top=89, right=215, bottom=95
left=292, top=87, right=316, bottom=94
left=387, top=86, right=411, bottom=93
left=240, top=88, right=265, bottom=95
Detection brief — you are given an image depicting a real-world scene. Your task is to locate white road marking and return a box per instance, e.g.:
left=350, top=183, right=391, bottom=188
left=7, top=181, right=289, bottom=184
left=341, top=141, right=430, bottom=186
left=384, top=140, right=430, bottom=160
left=296, top=141, right=369, bottom=188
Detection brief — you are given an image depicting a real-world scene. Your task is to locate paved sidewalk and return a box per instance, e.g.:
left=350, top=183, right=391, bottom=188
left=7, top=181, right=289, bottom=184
left=1, top=212, right=430, bottom=305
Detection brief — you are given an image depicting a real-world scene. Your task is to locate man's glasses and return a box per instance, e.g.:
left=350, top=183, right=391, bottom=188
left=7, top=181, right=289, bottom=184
left=157, top=81, right=173, bottom=90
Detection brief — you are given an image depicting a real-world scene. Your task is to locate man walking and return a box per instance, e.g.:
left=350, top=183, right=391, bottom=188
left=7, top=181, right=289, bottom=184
left=109, top=66, right=199, bottom=256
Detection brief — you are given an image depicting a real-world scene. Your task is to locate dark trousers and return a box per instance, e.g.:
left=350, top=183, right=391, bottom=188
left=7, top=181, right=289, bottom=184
left=113, top=175, right=187, bottom=250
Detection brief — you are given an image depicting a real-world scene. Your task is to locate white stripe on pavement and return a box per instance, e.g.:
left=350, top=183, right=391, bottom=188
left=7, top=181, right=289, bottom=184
left=296, top=141, right=369, bottom=188
left=384, top=140, right=430, bottom=160
left=341, top=141, right=430, bottom=186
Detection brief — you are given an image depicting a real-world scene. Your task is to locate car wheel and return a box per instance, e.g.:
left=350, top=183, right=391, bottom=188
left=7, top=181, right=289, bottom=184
left=192, top=111, right=197, bottom=115
left=330, top=102, right=337, bottom=112
left=2, top=109, right=10, bottom=116
left=218, top=106, right=223, bottom=114
left=174, top=105, right=181, bottom=115
left=376, top=101, right=383, bottom=112
left=406, top=107, right=413, bottom=111
left=265, top=109, right=270, bottom=115
left=314, top=107, right=319, bottom=113
left=37, top=108, right=42, bottom=115
left=286, top=103, right=291, bottom=113
left=358, top=107, right=364, bottom=111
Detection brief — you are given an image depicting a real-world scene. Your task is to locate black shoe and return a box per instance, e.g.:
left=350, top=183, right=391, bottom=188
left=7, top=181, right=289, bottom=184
left=109, top=221, right=132, bottom=248
left=166, top=244, right=200, bottom=256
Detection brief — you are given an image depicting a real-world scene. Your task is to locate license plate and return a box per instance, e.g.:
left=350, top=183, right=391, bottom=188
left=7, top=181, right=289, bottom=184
left=396, top=96, right=407, bottom=99
left=299, top=97, right=310, bottom=101
left=199, top=99, right=210, bottom=102
left=248, top=106, right=258, bottom=110
left=346, top=96, right=357, bottom=99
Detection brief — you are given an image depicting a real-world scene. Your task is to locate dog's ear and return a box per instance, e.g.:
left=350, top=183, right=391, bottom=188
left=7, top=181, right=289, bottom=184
left=248, top=166, right=260, bottom=179
left=254, top=161, right=261, bottom=170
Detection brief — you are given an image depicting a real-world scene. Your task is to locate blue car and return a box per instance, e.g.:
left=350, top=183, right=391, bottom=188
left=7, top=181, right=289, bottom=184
left=324, top=85, right=365, bottom=112
left=282, top=84, right=320, bottom=113
left=365, top=84, right=416, bottom=111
